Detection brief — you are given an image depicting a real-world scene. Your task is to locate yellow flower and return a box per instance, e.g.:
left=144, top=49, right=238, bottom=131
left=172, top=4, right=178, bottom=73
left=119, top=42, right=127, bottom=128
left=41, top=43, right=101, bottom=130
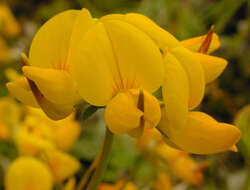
left=5, top=157, right=53, bottom=190
left=154, top=172, right=172, bottom=190
left=0, top=3, right=21, bottom=37
left=40, top=148, right=81, bottom=183
left=63, top=178, right=76, bottom=190
left=102, top=13, right=240, bottom=153
left=0, top=36, right=9, bottom=62
left=13, top=128, right=54, bottom=156
left=69, top=10, right=164, bottom=136
left=24, top=107, right=81, bottom=151
left=6, top=9, right=89, bottom=120
left=0, top=97, right=21, bottom=140
left=156, top=143, right=205, bottom=186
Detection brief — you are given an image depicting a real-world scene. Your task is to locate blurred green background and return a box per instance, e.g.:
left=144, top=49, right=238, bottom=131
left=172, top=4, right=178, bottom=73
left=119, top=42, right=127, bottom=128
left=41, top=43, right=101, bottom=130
left=0, top=0, right=250, bottom=189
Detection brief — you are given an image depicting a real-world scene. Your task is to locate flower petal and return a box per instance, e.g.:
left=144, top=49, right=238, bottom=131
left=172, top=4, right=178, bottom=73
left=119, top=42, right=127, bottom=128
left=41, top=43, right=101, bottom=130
left=5, top=157, right=53, bottom=190
left=22, top=66, right=80, bottom=105
left=195, top=53, right=228, bottom=84
left=105, top=91, right=143, bottom=135
left=161, top=53, right=189, bottom=135
left=6, top=77, right=39, bottom=107
left=170, top=47, right=205, bottom=109
left=181, top=33, right=220, bottom=54
left=71, top=22, right=119, bottom=106
left=172, top=112, right=241, bottom=154
left=41, top=149, right=81, bottom=183
left=101, top=13, right=181, bottom=50
left=29, top=10, right=79, bottom=69
left=71, top=19, right=164, bottom=106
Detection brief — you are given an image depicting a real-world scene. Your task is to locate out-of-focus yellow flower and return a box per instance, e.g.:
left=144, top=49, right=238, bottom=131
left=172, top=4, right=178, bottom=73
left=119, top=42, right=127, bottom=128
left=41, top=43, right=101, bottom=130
left=13, top=128, right=54, bottom=156
left=41, top=149, right=81, bottom=183
left=156, top=143, right=205, bottom=186
left=5, top=157, right=53, bottom=190
left=0, top=97, right=21, bottom=140
left=0, top=36, right=9, bottom=62
left=98, top=180, right=138, bottom=190
left=0, top=3, right=21, bottom=37
left=154, top=172, right=172, bottom=190
left=24, top=107, right=81, bottom=151
left=51, top=113, right=81, bottom=151
left=63, top=178, right=76, bottom=190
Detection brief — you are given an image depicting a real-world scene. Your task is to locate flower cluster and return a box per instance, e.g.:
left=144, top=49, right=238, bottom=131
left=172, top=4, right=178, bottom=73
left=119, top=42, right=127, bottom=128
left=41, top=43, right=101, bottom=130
left=7, top=8, right=241, bottom=155
left=0, top=97, right=81, bottom=190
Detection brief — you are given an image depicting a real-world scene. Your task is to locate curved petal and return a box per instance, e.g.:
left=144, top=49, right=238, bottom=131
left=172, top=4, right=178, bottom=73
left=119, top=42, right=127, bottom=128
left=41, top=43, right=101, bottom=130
left=195, top=53, right=228, bottom=84
left=160, top=53, right=189, bottom=136
left=105, top=91, right=143, bottom=135
left=22, top=66, right=80, bottom=105
left=103, top=20, right=164, bottom=93
left=71, top=19, right=164, bottom=106
left=101, top=13, right=181, bottom=50
left=29, top=10, right=79, bottom=69
left=172, top=112, right=241, bottom=154
left=41, top=149, right=81, bottom=183
left=5, top=157, right=53, bottom=190
left=70, top=22, right=119, bottom=106
left=170, top=47, right=205, bottom=109
left=29, top=9, right=93, bottom=72
left=181, top=33, right=220, bottom=54
left=6, top=77, right=39, bottom=107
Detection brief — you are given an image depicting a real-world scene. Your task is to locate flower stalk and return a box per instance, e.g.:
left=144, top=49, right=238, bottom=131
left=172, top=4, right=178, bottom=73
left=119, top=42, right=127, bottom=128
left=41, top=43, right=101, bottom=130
left=86, top=127, right=114, bottom=190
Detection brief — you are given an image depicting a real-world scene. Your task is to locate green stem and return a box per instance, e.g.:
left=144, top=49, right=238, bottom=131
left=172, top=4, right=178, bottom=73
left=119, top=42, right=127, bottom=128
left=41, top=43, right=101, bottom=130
left=76, top=153, right=100, bottom=190
left=243, top=160, right=250, bottom=190
left=86, top=127, right=114, bottom=190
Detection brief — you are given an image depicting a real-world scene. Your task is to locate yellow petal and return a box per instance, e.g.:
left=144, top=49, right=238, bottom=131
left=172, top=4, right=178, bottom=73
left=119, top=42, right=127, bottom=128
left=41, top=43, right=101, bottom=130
left=0, top=36, right=9, bottom=61
left=101, top=13, right=181, bottom=50
left=195, top=53, right=228, bottom=84
left=129, top=89, right=161, bottom=130
left=5, top=157, right=53, bottom=190
left=160, top=53, right=189, bottom=136
left=171, top=155, right=204, bottom=186
left=172, top=112, right=241, bottom=154
left=41, top=149, right=81, bottom=183
left=19, top=75, right=74, bottom=120
left=0, top=4, right=21, bottom=37
left=157, top=144, right=204, bottom=186
left=181, top=33, right=220, bottom=54
left=22, top=66, right=80, bottom=105
left=154, top=172, right=172, bottom=190
left=53, top=114, right=81, bottom=151
left=29, top=10, right=79, bottom=69
left=71, top=19, right=164, bottom=106
left=170, top=47, right=205, bottom=109
left=105, top=89, right=161, bottom=136
left=64, top=178, right=76, bottom=190
left=105, top=91, right=143, bottom=135
left=0, top=97, right=22, bottom=127
left=13, top=129, right=54, bottom=156
left=6, top=77, right=39, bottom=107
left=71, top=21, right=119, bottom=106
